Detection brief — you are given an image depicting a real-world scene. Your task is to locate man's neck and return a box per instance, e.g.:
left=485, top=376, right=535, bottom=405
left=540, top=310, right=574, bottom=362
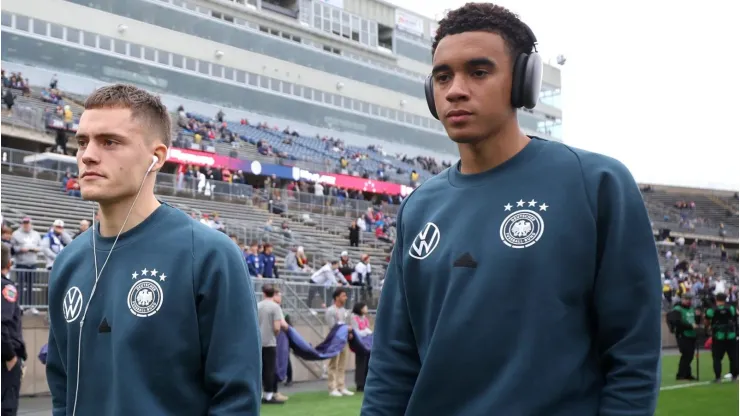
left=97, top=193, right=161, bottom=238
left=457, top=120, right=530, bottom=175
left=334, top=302, right=343, bottom=308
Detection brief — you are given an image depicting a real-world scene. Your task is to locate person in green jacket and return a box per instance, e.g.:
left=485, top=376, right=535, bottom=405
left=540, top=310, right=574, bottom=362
left=705, top=293, right=739, bottom=382
left=671, top=293, right=698, bottom=380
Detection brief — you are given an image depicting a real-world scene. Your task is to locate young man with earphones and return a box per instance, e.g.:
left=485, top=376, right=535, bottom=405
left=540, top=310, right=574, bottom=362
left=45, top=84, right=262, bottom=416
left=362, top=4, right=661, bottom=416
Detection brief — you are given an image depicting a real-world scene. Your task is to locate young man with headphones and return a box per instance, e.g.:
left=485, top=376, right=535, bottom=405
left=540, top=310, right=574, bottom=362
left=45, top=84, right=261, bottom=415
left=362, top=4, right=661, bottom=416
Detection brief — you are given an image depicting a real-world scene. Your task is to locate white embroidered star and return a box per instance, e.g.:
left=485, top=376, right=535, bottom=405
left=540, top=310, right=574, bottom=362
left=528, top=199, right=537, bottom=207
left=159, top=274, right=167, bottom=282
left=539, top=203, right=549, bottom=212
left=504, top=203, right=513, bottom=211
left=131, top=271, right=138, bottom=280
left=151, top=269, right=158, bottom=276
left=516, top=199, right=525, bottom=207
left=141, top=268, right=149, bottom=276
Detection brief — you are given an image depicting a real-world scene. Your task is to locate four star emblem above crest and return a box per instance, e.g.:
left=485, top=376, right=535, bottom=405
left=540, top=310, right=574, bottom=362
left=504, top=199, right=549, bottom=212
left=132, top=267, right=167, bottom=281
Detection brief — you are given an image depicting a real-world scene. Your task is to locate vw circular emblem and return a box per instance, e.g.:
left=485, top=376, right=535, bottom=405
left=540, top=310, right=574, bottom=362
left=62, top=286, right=84, bottom=323
left=127, top=279, right=164, bottom=318
left=500, top=210, right=544, bottom=249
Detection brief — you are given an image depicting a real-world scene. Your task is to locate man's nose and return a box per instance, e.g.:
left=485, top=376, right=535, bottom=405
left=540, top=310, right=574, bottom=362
left=445, top=76, right=471, bottom=102
left=79, top=143, right=101, bottom=165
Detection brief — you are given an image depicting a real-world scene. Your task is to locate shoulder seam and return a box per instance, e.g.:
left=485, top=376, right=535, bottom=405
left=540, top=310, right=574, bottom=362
left=562, top=144, right=597, bottom=223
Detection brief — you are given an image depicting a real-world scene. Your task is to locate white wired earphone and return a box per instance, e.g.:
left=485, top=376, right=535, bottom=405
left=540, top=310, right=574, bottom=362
left=71, top=155, right=158, bottom=416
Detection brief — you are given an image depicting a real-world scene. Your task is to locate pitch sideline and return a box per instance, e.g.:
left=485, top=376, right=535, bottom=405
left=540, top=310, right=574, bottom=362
left=660, top=381, right=712, bottom=391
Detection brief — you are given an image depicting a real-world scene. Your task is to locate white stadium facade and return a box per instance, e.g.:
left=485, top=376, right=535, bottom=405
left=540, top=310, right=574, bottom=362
left=1, top=0, right=563, bottom=160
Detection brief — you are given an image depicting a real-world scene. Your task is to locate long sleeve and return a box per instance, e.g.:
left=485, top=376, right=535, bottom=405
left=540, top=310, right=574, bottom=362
left=1, top=307, right=15, bottom=362
left=10, top=233, right=22, bottom=255
left=335, top=271, right=349, bottom=285
left=258, top=254, right=266, bottom=275
left=41, top=237, right=57, bottom=261
left=584, top=156, right=662, bottom=416
left=197, top=241, right=261, bottom=415
left=361, top=206, right=420, bottom=416
left=46, top=322, right=68, bottom=416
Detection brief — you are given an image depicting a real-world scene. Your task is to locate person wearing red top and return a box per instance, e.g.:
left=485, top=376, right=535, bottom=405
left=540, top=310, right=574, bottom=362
left=65, top=175, right=81, bottom=197
left=351, top=302, right=372, bottom=391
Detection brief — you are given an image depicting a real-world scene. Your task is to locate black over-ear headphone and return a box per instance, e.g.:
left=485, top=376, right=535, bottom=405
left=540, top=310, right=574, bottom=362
left=425, top=23, right=543, bottom=120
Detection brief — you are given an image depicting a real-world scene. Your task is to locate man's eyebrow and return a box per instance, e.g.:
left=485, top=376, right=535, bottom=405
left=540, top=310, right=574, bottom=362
left=466, top=57, right=496, bottom=68
left=431, top=63, right=451, bottom=76
left=431, top=58, right=496, bottom=75
left=75, top=133, right=127, bottom=141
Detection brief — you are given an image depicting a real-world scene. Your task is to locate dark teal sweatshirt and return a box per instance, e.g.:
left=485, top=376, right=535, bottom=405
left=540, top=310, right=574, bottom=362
left=46, top=203, right=261, bottom=415
left=361, top=138, right=662, bottom=416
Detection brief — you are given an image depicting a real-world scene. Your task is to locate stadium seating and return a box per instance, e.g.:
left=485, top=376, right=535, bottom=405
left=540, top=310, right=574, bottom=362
left=2, top=80, right=737, bottom=245
left=643, top=190, right=739, bottom=237
left=0, top=167, right=390, bottom=303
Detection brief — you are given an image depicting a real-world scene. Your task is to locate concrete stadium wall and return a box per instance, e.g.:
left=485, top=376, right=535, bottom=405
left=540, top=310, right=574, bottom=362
left=19, top=312, right=674, bottom=397
left=19, top=313, right=377, bottom=396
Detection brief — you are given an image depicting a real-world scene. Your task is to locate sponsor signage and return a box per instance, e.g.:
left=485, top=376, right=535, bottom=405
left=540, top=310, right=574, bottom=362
left=166, top=147, right=411, bottom=195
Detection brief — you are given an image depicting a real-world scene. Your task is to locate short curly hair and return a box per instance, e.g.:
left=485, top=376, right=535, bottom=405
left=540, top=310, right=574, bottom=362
left=432, top=3, right=535, bottom=61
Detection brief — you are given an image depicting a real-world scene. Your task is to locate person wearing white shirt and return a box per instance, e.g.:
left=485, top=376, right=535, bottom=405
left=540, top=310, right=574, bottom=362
left=307, top=261, right=347, bottom=308
left=352, top=254, right=372, bottom=301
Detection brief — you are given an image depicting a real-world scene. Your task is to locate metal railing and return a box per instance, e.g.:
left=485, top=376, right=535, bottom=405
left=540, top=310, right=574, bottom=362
left=1, top=146, right=400, bottom=224
left=10, top=269, right=379, bottom=311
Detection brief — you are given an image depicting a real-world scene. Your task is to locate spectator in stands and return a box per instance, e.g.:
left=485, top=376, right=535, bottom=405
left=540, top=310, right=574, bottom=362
left=63, top=105, right=73, bottom=130
left=257, top=285, right=289, bottom=405
left=351, top=301, right=372, bottom=392
left=1, top=226, right=15, bottom=257
left=246, top=242, right=262, bottom=278
left=65, top=174, right=81, bottom=197
left=199, top=213, right=210, bottom=227
left=269, top=196, right=286, bottom=215
left=280, top=222, right=293, bottom=242
left=3, top=88, right=15, bottom=113
left=356, top=215, right=367, bottom=233
left=325, top=288, right=354, bottom=397
left=41, top=220, right=72, bottom=270
left=283, top=247, right=299, bottom=272
left=259, top=244, right=279, bottom=279
left=352, top=254, right=372, bottom=300
left=210, top=212, right=225, bottom=231
left=338, top=251, right=354, bottom=283
left=295, top=246, right=311, bottom=271
left=348, top=220, right=360, bottom=247
left=10, top=217, right=41, bottom=308
left=375, top=224, right=394, bottom=244
left=307, top=260, right=347, bottom=308
left=264, top=218, right=274, bottom=233
left=410, top=170, right=419, bottom=187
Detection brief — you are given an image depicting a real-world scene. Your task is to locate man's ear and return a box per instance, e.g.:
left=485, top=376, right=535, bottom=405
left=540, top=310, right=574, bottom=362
left=151, top=145, right=168, bottom=172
